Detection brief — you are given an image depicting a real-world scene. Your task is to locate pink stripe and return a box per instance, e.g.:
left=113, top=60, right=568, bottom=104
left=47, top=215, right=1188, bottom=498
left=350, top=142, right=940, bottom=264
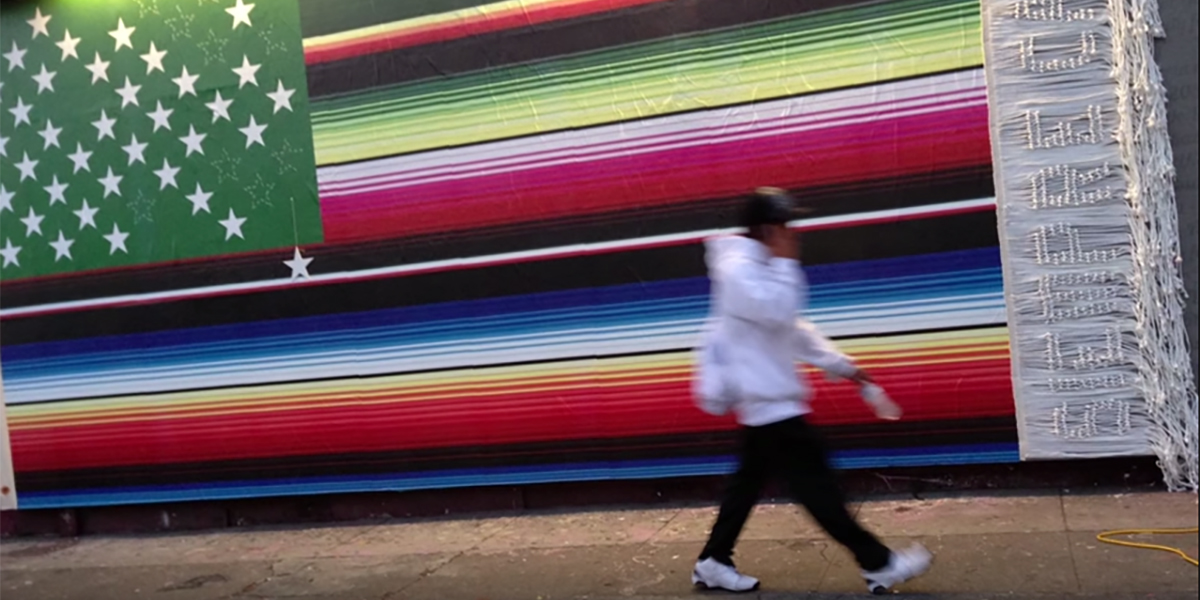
left=321, top=102, right=984, bottom=216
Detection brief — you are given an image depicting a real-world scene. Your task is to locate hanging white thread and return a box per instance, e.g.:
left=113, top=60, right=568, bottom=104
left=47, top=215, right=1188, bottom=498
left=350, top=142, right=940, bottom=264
left=981, top=0, right=1197, bottom=492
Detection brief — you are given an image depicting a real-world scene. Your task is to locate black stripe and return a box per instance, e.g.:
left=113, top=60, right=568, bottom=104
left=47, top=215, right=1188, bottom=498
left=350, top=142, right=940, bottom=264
left=298, top=0, right=498, bottom=38
left=14, top=417, right=1017, bottom=492
left=306, top=0, right=880, bottom=98
left=0, top=167, right=993, bottom=310
left=1, top=209, right=1000, bottom=344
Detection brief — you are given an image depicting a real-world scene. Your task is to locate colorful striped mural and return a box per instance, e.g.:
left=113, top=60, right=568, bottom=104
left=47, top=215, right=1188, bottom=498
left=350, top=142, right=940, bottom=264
left=0, top=0, right=1014, bottom=510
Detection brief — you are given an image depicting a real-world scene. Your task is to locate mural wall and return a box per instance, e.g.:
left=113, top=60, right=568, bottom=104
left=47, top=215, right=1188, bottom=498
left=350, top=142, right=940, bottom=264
left=0, top=0, right=1017, bottom=510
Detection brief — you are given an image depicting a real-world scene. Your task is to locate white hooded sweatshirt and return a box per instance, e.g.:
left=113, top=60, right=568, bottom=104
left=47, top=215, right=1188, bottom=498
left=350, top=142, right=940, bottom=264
left=693, top=235, right=859, bottom=427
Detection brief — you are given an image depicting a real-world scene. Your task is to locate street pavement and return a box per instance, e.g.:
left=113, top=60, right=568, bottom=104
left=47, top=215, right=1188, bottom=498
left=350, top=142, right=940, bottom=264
left=1, top=490, right=1196, bottom=599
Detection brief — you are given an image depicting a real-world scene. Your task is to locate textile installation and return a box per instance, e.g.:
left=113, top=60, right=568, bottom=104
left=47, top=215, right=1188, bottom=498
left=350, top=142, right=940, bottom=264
left=982, top=0, right=1196, bottom=492
left=0, top=0, right=1017, bottom=510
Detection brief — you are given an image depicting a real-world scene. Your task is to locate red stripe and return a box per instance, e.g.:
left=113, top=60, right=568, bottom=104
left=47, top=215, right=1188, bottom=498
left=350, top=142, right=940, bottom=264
left=11, top=357, right=1013, bottom=472
left=304, top=0, right=671, bottom=65
left=321, top=105, right=991, bottom=243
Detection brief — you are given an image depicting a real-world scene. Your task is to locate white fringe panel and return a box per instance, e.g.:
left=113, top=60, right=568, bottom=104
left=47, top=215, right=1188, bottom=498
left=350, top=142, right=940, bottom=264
left=981, top=0, right=1197, bottom=492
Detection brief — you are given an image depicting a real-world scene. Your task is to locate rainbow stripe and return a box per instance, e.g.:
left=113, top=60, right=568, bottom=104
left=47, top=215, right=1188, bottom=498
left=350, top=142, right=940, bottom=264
left=2, top=0, right=1013, bottom=509
left=8, top=327, right=1013, bottom=473
left=3, top=248, right=1004, bottom=403
left=317, top=70, right=990, bottom=242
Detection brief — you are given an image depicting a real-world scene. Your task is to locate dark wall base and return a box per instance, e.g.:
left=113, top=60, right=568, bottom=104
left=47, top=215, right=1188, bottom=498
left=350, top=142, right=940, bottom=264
left=0, top=457, right=1169, bottom=538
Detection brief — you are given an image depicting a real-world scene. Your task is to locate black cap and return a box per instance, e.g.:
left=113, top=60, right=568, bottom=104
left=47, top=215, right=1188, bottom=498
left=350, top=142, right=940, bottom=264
left=739, top=187, right=807, bottom=228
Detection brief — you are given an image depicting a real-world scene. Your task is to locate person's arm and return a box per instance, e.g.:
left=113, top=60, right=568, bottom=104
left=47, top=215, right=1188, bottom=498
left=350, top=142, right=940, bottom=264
left=714, top=253, right=801, bottom=329
left=793, top=318, right=860, bottom=379
left=796, top=318, right=900, bottom=418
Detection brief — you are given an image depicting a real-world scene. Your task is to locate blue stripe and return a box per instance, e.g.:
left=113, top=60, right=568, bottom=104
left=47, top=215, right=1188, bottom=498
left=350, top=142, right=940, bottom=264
left=1, top=249, right=1003, bottom=382
left=15, top=443, right=1019, bottom=509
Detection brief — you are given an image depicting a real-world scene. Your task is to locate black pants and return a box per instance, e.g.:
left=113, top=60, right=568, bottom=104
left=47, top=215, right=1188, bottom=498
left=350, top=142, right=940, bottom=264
left=698, top=416, right=891, bottom=571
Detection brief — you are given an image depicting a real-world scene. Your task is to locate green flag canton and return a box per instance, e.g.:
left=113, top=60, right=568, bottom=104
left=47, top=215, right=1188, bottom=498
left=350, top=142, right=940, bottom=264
left=0, top=0, right=322, bottom=281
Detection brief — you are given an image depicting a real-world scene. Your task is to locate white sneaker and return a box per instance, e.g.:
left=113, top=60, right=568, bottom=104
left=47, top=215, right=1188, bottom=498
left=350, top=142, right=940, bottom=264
left=691, top=557, right=760, bottom=592
left=862, top=543, right=932, bottom=594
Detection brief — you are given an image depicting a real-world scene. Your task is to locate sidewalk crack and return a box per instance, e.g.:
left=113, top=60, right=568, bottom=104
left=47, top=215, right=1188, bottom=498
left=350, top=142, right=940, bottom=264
left=638, top=507, right=684, bottom=548
left=1059, top=493, right=1083, bottom=594
left=384, top=519, right=508, bottom=598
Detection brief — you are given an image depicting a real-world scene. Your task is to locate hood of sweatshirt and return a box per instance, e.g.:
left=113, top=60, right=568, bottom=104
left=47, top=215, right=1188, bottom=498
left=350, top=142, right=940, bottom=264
left=704, top=235, right=768, bottom=276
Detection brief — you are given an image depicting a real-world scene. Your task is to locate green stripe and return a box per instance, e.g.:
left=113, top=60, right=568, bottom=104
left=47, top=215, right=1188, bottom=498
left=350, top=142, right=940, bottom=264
left=310, top=0, right=981, bottom=164
left=314, top=0, right=958, bottom=117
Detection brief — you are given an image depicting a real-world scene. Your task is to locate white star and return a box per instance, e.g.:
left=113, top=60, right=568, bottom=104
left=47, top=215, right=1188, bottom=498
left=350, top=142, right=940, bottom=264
left=15, top=153, right=38, bottom=182
left=0, top=184, right=13, bottom=213
left=99, top=167, right=123, bottom=198
left=67, top=143, right=93, bottom=173
left=122, top=133, right=148, bottom=165
left=21, top=207, right=44, bottom=237
left=205, top=91, right=233, bottom=122
left=0, top=239, right=20, bottom=268
left=283, top=247, right=313, bottom=281
left=185, top=183, right=212, bottom=214
left=8, top=97, right=32, bottom=126
left=73, top=199, right=100, bottom=230
left=0, top=134, right=7, bottom=158
left=147, top=100, right=174, bottom=132
left=3, top=42, right=26, bottom=72
left=85, top=52, right=111, bottom=83
left=226, top=0, right=256, bottom=29
left=104, top=223, right=129, bottom=255
left=219, top=208, right=246, bottom=240
left=238, top=115, right=267, bottom=148
left=93, top=109, right=118, bottom=140
left=153, top=158, right=180, bottom=190
left=38, top=119, right=63, bottom=150
left=50, top=231, right=75, bottom=262
left=44, top=175, right=69, bottom=205
left=140, top=41, right=167, bottom=74
left=56, top=29, right=82, bottom=61
left=28, top=8, right=52, bottom=39
left=232, top=55, right=260, bottom=88
left=179, top=125, right=207, bottom=157
left=266, top=79, right=295, bottom=114
left=32, top=64, right=57, bottom=94
left=172, top=65, right=199, bottom=97
left=109, top=18, right=137, bottom=51
left=116, top=77, right=141, bottom=108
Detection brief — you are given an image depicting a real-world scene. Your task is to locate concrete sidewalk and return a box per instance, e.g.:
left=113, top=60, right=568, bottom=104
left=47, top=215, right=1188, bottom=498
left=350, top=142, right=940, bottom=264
left=1, top=491, right=1196, bottom=600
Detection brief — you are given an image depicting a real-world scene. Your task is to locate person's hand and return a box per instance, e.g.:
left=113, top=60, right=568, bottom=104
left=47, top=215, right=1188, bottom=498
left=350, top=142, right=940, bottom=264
left=861, top=383, right=902, bottom=421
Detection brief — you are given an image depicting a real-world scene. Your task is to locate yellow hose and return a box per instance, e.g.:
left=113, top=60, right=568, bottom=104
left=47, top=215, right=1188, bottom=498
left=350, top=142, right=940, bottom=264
left=1095, top=528, right=1199, bottom=567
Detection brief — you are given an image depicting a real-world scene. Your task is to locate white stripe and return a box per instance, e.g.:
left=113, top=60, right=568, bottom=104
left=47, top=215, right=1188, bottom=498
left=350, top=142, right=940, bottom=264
left=318, top=69, right=986, bottom=193
left=0, top=198, right=997, bottom=319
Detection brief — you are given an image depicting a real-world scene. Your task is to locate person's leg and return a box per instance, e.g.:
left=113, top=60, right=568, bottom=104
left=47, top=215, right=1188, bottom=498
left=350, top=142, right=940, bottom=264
left=698, top=425, right=771, bottom=566
left=776, top=416, right=891, bottom=571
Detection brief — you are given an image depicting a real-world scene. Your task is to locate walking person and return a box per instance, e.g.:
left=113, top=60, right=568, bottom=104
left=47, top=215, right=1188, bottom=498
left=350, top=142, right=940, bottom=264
left=690, top=188, right=932, bottom=594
